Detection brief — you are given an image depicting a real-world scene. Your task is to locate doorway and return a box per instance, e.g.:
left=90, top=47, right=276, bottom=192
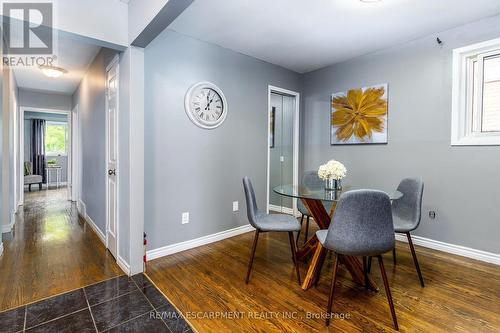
left=266, top=86, right=300, bottom=215
left=18, top=107, right=77, bottom=206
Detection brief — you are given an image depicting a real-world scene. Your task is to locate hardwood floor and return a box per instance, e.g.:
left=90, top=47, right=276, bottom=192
left=0, top=188, right=122, bottom=312
left=146, top=224, right=500, bottom=332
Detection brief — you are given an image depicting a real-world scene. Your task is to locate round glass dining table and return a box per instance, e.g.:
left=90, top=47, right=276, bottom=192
left=273, top=184, right=403, bottom=291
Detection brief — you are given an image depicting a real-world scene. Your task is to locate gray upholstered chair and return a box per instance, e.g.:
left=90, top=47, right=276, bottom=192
left=296, top=171, right=333, bottom=245
left=243, top=177, right=301, bottom=285
left=24, top=161, right=42, bottom=191
left=392, top=177, right=425, bottom=287
left=316, top=190, right=398, bottom=329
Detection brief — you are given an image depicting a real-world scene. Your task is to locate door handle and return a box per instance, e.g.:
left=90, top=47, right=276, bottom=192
left=108, top=169, right=116, bottom=176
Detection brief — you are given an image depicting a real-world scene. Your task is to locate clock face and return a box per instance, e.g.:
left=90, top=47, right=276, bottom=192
left=185, top=82, right=227, bottom=129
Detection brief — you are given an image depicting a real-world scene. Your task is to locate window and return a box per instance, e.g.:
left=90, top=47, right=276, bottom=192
left=452, top=38, right=500, bottom=145
left=45, top=121, right=68, bottom=155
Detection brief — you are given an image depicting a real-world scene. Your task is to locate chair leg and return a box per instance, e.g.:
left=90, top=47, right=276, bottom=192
left=406, top=232, right=425, bottom=287
left=245, top=230, right=260, bottom=284
left=362, top=256, right=369, bottom=289
left=288, top=232, right=301, bottom=285
left=326, top=253, right=339, bottom=326
left=393, top=247, right=397, bottom=265
left=303, top=216, right=310, bottom=245
left=39, top=183, right=42, bottom=190
left=29, top=184, right=31, bottom=192
left=367, top=256, right=372, bottom=273
left=296, top=215, right=304, bottom=246
left=288, top=231, right=297, bottom=265
left=314, top=248, right=327, bottom=287
left=377, top=255, right=399, bottom=331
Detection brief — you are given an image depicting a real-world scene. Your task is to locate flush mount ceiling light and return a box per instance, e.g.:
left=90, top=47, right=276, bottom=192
left=39, top=65, right=68, bottom=78
left=360, top=0, right=382, bottom=2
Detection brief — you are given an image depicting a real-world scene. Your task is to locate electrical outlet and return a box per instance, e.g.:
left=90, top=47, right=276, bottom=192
left=429, top=211, right=436, bottom=219
left=233, top=201, right=239, bottom=212
left=182, top=212, right=189, bottom=224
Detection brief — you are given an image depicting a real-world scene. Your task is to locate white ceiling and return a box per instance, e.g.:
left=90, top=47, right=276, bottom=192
left=13, top=34, right=101, bottom=95
left=170, top=0, right=500, bottom=73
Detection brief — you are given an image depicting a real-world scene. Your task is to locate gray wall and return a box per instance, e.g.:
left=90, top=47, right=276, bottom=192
left=19, top=89, right=72, bottom=111
left=302, top=15, right=500, bottom=254
left=24, top=112, right=69, bottom=183
left=144, top=29, right=301, bottom=250
left=73, top=48, right=118, bottom=234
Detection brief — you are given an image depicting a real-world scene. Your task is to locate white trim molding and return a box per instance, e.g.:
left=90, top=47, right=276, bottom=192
left=84, top=214, right=106, bottom=245
left=451, top=37, right=500, bottom=146
left=0, top=242, right=3, bottom=256
left=77, top=200, right=106, bottom=245
left=268, top=204, right=294, bottom=215
left=266, top=85, right=300, bottom=216
left=268, top=204, right=301, bottom=218
left=396, top=234, right=500, bottom=265
left=77, top=199, right=86, bottom=216
left=78, top=199, right=131, bottom=275
left=117, top=255, right=131, bottom=276
left=2, top=215, right=15, bottom=233
left=147, top=224, right=255, bottom=261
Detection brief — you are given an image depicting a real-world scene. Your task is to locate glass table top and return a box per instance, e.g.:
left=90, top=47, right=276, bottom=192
left=273, top=184, right=403, bottom=202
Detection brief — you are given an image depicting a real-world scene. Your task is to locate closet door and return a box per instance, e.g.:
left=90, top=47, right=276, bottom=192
left=269, top=93, right=294, bottom=211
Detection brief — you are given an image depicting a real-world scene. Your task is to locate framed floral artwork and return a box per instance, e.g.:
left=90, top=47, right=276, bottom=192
left=330, top=83, right=388, bottom=145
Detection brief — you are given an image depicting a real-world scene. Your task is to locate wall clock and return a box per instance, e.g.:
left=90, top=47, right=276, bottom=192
left=184, top=82, right=228, bottom=129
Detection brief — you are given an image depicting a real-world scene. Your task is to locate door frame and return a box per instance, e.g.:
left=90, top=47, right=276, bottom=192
left=266, top=85, right=300, bottom=215
left=105, top=54, right=120, bottom=255
left=17, top=107, right=77, bottom=206
left=71, top=105, right=80, bottom=202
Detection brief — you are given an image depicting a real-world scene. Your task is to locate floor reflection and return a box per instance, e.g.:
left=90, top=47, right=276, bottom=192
left=0, top=187, right=122, bottom=311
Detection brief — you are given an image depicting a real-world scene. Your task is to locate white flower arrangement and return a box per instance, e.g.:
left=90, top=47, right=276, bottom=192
left=317, top=159, right=347, bottom=181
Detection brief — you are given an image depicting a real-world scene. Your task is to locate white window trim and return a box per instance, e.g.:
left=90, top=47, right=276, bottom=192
left=45, top=121, right=69, bottom=156
left=452, top=37, right=500, bottom=146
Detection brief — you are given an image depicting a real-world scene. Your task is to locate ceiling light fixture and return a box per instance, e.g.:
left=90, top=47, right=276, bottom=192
left=360, top=0, right=382, bottom=3
left=39, top=65, right=68, bottom=78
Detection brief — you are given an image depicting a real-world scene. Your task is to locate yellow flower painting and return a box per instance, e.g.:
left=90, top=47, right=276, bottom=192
left=330, top=84, right=388, bottom=144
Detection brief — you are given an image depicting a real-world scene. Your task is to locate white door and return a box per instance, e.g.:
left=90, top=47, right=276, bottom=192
left=106, top=58, right=119, bottom=259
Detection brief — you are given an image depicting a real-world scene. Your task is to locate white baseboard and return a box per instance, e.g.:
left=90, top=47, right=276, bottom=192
left=85, top=214, right=106, bottom=245
left=0, top=242, right=4, bottom=256
left=147, top=224, right=255, bottom=261
left=117, top=255, right=131, bottom=276
left=78, top=199, right=132, bottom=275
left=77, top=199, right=86, bottom=216
left=77, top=200, right=106, bottom=245
left=268, top=204, right=301, bottom=217
left=396, top=234, right=500, bottom=266
left=2, top=215, right=15, bottom=233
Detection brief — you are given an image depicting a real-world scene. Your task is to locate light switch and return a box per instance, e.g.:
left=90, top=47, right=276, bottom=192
left=280, top=156, right=285, bottom=162
left=233, top=201, right=239, bottom=212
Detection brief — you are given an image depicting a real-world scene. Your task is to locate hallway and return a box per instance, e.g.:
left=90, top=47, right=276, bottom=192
left=0, top=188, right=122, bottom=311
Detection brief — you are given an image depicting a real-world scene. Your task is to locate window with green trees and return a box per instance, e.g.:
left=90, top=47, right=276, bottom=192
left=45, top=122, right=67, bottom=155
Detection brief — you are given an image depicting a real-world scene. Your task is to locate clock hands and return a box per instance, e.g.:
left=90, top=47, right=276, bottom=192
left=204, top=91, right=216, bottom=111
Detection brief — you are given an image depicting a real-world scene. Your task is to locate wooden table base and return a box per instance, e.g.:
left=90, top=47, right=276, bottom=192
left=298, top=198, right=378, bottom=291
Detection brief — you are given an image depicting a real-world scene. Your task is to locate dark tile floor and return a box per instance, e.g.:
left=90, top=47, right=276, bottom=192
left=0, top=274, right=193, bottom=333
